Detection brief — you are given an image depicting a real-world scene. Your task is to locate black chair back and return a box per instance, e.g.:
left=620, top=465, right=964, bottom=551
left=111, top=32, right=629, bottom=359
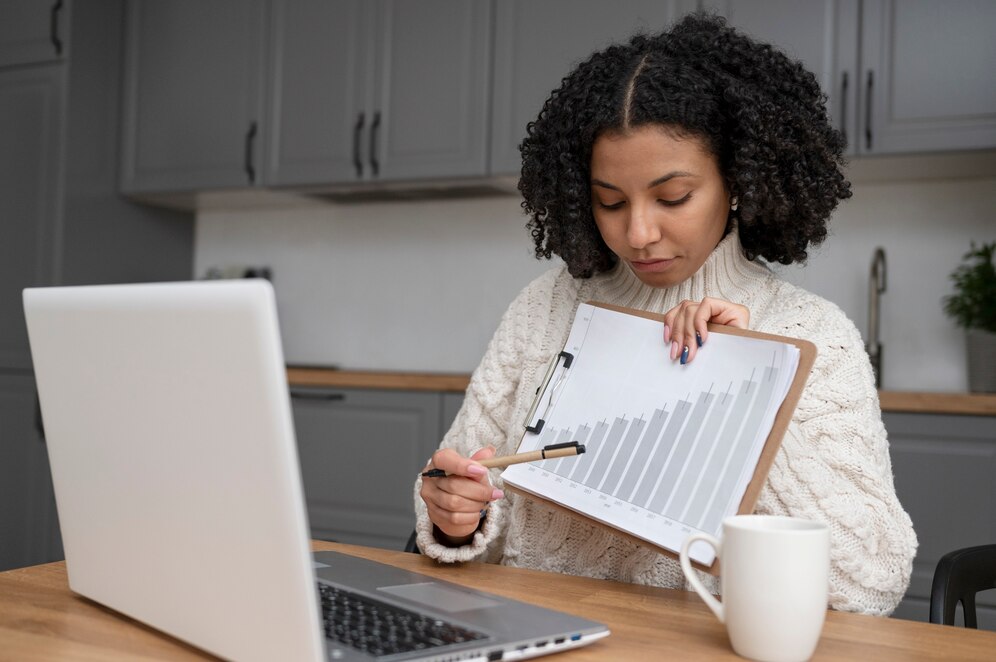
left=929, top=544, right=996, bottom=627
left=404, top=529, right=420, bottom=554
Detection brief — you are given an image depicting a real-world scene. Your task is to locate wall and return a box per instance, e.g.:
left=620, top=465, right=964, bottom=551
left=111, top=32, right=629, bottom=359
left=194, top=154, right=996, bottom=391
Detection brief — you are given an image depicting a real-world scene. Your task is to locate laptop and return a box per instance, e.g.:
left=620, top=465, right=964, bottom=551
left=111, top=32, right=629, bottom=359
left=23, top=280, right=609, bottom=662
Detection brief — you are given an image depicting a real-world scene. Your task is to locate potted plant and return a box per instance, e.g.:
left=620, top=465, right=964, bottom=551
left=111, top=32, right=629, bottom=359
left=943, top=241, right=996, bottom=392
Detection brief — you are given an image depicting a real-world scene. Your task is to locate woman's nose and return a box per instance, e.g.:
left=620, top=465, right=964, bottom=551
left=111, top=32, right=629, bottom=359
left=626, top=203, right=662, bottom=248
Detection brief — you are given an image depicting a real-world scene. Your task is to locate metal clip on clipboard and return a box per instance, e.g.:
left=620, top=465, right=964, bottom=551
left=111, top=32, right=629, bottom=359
left=523, top=350, right=573, bottom=435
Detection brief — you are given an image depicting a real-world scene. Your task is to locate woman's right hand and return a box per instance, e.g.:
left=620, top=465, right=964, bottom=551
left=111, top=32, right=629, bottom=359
left=420, top=446, right=504, bottom=545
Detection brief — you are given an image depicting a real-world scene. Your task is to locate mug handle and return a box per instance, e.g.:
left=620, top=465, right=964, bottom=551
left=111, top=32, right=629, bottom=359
left=679, top=533, right=724, bottom=623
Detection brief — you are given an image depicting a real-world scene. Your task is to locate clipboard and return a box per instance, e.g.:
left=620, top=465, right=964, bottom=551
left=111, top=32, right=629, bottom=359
left=501, top=301, right=817, bottom=575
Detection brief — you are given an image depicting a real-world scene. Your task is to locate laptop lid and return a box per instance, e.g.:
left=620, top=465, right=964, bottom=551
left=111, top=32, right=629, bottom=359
left=24, top=280, right=325, bottom=662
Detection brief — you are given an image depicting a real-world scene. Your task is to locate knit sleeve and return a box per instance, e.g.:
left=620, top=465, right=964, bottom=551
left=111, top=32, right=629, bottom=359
left=412, top=270, right=561, bottom=563
left=755, top=295, right=917, bottom=615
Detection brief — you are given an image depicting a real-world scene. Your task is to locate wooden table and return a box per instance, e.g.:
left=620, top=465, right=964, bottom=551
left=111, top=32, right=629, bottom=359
left=2, top=541, right=995, bottom=661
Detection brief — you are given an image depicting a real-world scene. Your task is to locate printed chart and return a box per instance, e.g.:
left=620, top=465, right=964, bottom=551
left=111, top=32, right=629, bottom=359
left=502, top=304, right=800, bottom=565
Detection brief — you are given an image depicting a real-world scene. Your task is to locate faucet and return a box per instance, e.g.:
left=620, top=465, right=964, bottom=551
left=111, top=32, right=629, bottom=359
left=867, top=247, right=886, bottom=389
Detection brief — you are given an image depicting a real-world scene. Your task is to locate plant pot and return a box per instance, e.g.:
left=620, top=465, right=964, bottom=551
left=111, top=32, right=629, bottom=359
left=966, top=328, right=996, bottom=393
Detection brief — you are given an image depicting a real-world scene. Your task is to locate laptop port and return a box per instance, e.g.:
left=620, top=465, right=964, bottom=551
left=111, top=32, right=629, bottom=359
left=570, top=634, right=582, bottom=641
left=554, top=637, right=565, bottom=645
left=535, top=640, right=548, bottom=648
left=487, top=650, right=503, bottom=661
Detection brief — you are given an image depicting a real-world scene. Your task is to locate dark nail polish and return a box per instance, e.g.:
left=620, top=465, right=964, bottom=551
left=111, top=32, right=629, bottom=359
left=479, top=509, right=488, bottom=519
left=696, top=332, right=703, bottom=348
left=680, top=346, right=689, bottom=365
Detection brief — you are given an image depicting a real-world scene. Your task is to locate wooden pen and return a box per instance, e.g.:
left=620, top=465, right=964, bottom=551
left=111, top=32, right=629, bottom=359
left=421, top=441, right=585, bottom=477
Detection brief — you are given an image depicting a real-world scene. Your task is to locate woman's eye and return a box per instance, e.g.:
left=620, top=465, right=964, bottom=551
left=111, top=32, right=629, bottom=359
left=597, top=200, right=625, bottom=210
left=658, top=193, right=692, bottom=206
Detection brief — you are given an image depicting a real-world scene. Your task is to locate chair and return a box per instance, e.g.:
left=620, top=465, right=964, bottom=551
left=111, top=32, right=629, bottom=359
left=404, top=529, right=420, bottom=554
left=929, top=544, right=996, bottom=627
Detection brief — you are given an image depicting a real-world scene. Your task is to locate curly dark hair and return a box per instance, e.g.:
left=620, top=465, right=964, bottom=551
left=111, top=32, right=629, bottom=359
left=519, top=12, right=852, bottom=278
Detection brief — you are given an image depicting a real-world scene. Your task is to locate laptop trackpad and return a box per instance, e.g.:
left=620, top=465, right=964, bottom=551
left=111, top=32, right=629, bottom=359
left=378, top=582, right=503, bottom=613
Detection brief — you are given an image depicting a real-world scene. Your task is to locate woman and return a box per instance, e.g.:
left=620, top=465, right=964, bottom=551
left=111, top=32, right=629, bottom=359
left=414, top=13, right=916, bottom=615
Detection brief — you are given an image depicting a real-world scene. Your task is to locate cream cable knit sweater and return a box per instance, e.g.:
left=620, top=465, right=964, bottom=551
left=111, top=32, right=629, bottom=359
left=413, top=231, right=917, bottom=615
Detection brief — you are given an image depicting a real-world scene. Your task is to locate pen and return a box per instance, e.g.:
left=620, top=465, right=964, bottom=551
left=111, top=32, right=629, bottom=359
left=421, top=441, right=586, bottom=478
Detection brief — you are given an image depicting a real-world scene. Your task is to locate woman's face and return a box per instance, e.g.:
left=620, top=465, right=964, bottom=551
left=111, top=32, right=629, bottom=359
left=590, top=125, right=730, bottom=288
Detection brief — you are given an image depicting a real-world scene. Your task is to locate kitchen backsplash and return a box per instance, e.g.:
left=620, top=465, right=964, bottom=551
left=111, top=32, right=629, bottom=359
left=195, top=161, right=996, bottom=393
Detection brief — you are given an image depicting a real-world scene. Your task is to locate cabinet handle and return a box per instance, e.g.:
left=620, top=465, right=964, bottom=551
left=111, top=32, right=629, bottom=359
left=34, top=389, right=46, bottom=443
left=353, top=113, right=365, bottom=178
left=50, top=0, right=63, bottom=56
left=244, top=121, right=258, bottom=185
left=865, top=71, right=873, bottom=151
left=839, top=71, right=848, bottom=147
left=290, top=390, right=346, bottom=402
left=369, top=111, right=381, bottom=177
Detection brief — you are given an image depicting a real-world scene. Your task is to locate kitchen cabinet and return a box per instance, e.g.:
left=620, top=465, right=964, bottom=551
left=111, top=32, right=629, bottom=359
left=120, top=0, right=996, bottom=202
left=264, top=0, right=369, bottom=186
left=0, top=0, right=193, bottom=572
left=491, top=0, right=698, bottom=175
left=707, top=0, right=996, bottom=155
left=0, top=65, right=61, bottom=370
left=0, top=0, right=68, bottom=68
left=0, top=375, right=61, bottom=572
left=119, top=0, right=268, bottom=194
left=268, top=0, right=492, bottom=186
left=365, top=0, right=490, bottom=182
left=124, top=0, right=490, bottom=195
left=886, top=412, right=996, bottom=629
left=291, top=387, right=464, bottom=550
left=860, top=0, right=996, bottom=154
left=701, top=1, right=859, bottom=153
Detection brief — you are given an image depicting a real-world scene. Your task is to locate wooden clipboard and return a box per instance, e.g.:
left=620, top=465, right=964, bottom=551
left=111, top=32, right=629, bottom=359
left=501, top=300, right=817, bottom=575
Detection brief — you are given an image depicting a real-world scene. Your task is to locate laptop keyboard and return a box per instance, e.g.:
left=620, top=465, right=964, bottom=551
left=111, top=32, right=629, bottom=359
left=319, top=583, right=488, bottom=658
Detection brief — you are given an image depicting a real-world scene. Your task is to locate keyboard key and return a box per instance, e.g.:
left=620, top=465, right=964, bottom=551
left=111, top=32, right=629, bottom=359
left=318, top=583, right=487, bottom=657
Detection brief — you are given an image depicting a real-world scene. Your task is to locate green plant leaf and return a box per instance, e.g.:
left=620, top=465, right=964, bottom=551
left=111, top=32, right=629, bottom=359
left=942, top=241, right=996, bottom=332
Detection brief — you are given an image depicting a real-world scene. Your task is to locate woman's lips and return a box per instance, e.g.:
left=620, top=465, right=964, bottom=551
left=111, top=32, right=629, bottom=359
left=629, top=257, right=676, bottom=273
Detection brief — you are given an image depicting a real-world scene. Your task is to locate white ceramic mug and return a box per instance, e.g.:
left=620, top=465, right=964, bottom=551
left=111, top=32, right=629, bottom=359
left=679, top=515, right=830, bottom=662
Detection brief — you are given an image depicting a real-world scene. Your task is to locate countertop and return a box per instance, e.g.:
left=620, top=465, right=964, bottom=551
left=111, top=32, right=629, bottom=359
left=286, top=367, right=996, bottom=416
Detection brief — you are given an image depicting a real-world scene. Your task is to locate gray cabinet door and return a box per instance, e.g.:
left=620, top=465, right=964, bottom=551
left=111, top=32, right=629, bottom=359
left=0, top=65, right=61, bottom=370
left=291, top=388, right=441, bottom=550
left=702, top=0, right=860, bottom=154
left=860, top=0, right=996, bottom=154
left=887, top=412, right=996, bottom=629
left=371, top=0, right=491, bottom=181
left=265, top=0, right=373, bottom=186
left=119, top=0, right=267, bottom=193
left=0, top=375, right=61, bottom=572
left=491, top=0, right=697, bottom=175
left=0, top=0, right=68, bottom=67
left=441, top=392, right=465, bottom=435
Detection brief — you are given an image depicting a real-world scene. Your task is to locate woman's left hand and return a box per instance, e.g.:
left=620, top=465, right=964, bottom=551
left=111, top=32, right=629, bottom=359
left=662, top=297, right=750, bottom=365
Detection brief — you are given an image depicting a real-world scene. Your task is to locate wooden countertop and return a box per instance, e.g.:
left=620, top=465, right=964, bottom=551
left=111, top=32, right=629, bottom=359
left=287, top=367, right=471, bottom=393
left=877, top=391, right=996, bottom=416
left=287, top=368, right=996, bottom=415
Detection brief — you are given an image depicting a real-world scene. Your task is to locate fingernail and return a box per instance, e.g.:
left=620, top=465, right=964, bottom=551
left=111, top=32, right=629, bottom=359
left=680, top=346, right=689, bottom=365
left=467, top=464, right=487, bottom=476
left=663, top=324, right=671, bottom=342
left=491, top=489, right=505, bottom=500
left=479, top=509, right=488, bottom=519
left=670, top=341, right=678, bottom=360
left=696, top=331, right=703, bottom=348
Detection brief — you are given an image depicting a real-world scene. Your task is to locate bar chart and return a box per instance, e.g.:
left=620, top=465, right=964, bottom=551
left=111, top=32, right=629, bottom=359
left=502, top=303, right=800, bottom=565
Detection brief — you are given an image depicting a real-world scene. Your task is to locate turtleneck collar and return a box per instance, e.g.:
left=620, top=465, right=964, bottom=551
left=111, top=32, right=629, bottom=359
left=592, top=230, right=773, bottom=314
